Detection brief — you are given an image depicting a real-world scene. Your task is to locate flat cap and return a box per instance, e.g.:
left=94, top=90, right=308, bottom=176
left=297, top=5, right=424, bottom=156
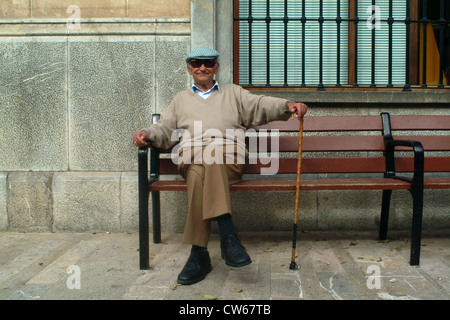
left=186, top=47, right=219, bottom=63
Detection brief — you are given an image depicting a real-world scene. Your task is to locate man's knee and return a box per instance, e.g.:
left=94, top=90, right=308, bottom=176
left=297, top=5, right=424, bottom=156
left=186, top=164, right=205, bottom=183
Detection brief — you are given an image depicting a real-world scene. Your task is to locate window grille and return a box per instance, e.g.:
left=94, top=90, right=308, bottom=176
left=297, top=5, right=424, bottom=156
left=234, top=0, right=450, bottom=90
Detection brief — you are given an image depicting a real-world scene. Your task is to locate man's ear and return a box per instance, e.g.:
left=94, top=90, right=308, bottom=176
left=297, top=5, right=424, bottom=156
left=187, top=64, right=193, bottom=75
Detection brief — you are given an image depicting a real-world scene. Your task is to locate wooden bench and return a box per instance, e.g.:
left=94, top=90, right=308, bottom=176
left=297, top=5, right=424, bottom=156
left=138, top=112, right=450, bottom=269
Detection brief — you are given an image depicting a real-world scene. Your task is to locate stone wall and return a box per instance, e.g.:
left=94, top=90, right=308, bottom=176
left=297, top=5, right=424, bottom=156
left=0, top=0, right=191, bottom=232
left=1, top=0, right=190, bottom=19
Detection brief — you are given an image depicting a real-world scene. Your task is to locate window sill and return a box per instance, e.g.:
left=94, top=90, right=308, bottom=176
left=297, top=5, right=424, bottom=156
left=245, top=88, right=450, bottom=105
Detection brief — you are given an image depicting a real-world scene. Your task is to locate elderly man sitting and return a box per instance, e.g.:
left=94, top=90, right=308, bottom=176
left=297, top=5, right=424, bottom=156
left=133, top=47, right=307, bottom=285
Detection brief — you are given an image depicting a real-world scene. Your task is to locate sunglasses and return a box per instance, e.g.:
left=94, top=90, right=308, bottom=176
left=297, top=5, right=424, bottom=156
left=189, top=59, right=216, bottom=68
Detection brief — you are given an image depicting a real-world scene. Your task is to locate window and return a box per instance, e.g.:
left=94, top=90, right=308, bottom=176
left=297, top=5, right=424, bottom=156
left=356, top=0, right=406, bottom=86
left=234, top=0, right=450, bottom=90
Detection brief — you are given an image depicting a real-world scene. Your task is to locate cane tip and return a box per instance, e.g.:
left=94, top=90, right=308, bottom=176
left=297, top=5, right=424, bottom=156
left=289, top=261, right=298, bottom=270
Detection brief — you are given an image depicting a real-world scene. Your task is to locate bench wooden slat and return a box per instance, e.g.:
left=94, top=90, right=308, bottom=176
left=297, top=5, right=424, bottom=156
left=264, top=136, right=449, bottom=152
left=233, top=178, right=414, bottom=191
left=157, top=134, right=448, bottom=155
left=149, top=177, right=450, bottom=192
left=233, top=178, right=415, bottom=191
left=253, top=116, right=383, bottom=132
left=424, top=157, right=450, bottom=172
left=424, top=177, right=450, bottom=189
left=159, top=157, right=388, bottom=175
left=258, top=136, right=385, bottom=152
left=390, top=115, right=450, bottom=130
left=305, top=116, right=382, bottom=131
left=244, top=157, right=386, bottom=174
left=158, top=156, right=450, bottom=175
left=249, top=157, right=450, bottom=173
left=269, top=135, right=385, bottom=152
left=393, top=136, right=450, bottom=151
left=149, top=177, right=414, bottom=192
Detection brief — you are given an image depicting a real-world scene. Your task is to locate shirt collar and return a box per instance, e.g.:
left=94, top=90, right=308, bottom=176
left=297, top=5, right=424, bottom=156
left=191, top=81, right=220, bottom=94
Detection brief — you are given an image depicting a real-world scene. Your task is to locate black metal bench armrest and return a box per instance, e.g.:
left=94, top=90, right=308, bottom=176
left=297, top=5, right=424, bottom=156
left=138, top=145, right=149, bottom=178
left=381, top=112, right=424, bottom=189
left=149, top=145, right=161, bottom=184
left=384, top=139, right=425, bottom=186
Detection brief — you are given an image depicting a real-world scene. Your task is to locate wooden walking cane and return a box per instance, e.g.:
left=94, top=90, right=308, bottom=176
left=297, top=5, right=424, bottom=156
left=289, top=115, right=304, bottom=270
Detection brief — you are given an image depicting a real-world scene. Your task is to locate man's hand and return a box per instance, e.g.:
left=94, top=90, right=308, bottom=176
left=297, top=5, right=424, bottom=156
left=133, top=130, right=148, bottom=147
left=288, top=102, right=308, bottom=119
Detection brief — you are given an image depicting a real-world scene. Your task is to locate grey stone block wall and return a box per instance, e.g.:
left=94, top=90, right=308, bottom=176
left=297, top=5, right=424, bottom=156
left=7, top=172, right=54, bottom=232
left=0, top=35, right=190, bottom=172
left=0, top=39, right=68, bottom=171
left=52, top=172, right=121, bottom=232
left=67, top=36, right=189, bottom=172
left=0, top=173, right=7, bottom=230
left=70, top=38, right=151, bottom=171
left=0, top=33, right=191, bottom=232
left=230, top=189, right=450, bottom=233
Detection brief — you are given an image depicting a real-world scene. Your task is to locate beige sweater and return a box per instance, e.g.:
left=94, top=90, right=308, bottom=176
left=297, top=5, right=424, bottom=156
left=143, top=84, right=291, bottom=163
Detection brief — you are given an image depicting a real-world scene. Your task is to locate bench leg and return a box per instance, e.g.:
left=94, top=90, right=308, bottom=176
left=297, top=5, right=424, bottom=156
left=151, top=191, right=161, bottom=244
left=379, top=190, right=392, bottom=240
left=409, top=188, right=423, bottom=266
left=138, top=176, right=150, bottom=270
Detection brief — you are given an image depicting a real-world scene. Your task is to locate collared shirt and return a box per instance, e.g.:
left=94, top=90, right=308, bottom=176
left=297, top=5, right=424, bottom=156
left=191, top=81, right=220, bottom=99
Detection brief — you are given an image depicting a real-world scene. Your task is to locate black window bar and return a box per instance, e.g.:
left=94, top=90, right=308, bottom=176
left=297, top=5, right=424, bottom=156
left=234, top=0, right=450, bottom=90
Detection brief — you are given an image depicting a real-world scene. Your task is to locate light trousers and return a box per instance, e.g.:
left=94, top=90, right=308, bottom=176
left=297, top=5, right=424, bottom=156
left=177, top=146, right=246, bottom=247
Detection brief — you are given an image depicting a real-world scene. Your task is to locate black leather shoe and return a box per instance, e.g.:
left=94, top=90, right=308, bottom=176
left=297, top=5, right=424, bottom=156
left=177, top=248, right=212, bottom=285
left=221, top=233, right=252, bottom=267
